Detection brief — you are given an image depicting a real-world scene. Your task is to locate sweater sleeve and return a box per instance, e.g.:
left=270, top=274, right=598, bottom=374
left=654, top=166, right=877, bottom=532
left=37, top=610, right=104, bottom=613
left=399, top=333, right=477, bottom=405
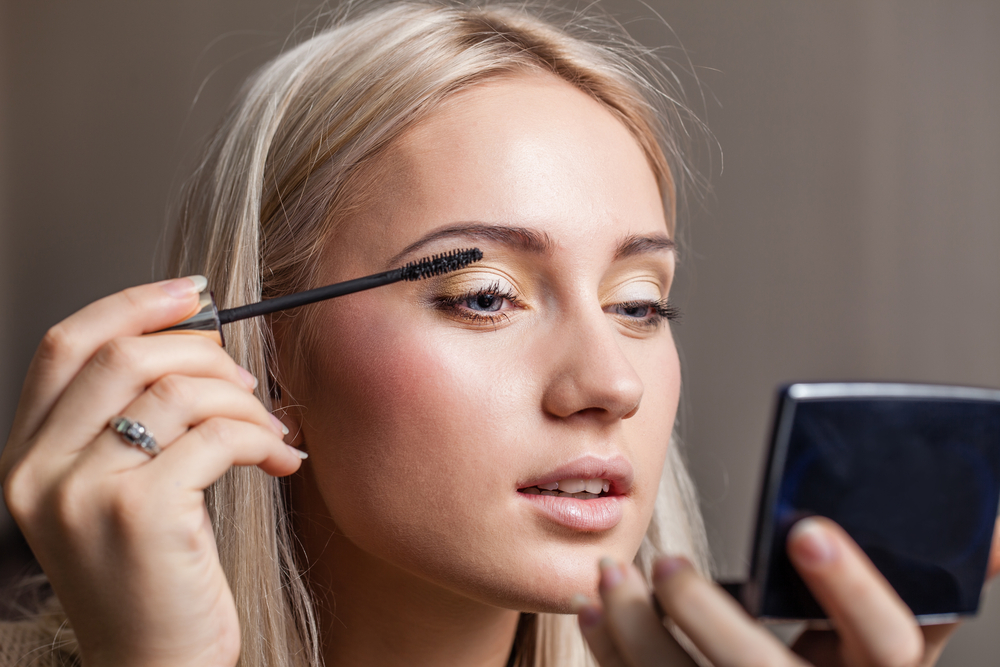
left=0, top=621, right=75, bottom=667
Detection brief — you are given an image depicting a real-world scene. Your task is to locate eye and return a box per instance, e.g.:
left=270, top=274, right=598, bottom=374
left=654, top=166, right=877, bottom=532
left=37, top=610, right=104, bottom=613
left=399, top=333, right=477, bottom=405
left=434, top=280, right=520, bottom=325
left=469, top=292, right=503, bottom=312
left=606, top=299, right=681, bottom=328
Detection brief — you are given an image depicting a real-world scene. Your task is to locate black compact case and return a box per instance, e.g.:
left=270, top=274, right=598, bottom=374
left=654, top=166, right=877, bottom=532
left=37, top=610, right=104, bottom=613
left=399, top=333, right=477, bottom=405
left=728, top=383, right=1000, bottom=622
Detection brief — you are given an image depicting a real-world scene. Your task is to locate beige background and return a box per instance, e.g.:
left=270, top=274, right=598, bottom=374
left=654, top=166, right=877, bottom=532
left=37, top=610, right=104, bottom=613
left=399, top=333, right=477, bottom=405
left=1, top=1, right=998, bottom=663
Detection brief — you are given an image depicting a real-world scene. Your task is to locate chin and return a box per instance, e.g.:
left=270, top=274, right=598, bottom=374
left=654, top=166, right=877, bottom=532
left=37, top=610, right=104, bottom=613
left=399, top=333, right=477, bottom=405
left=440, top=529, right=647, bottom=614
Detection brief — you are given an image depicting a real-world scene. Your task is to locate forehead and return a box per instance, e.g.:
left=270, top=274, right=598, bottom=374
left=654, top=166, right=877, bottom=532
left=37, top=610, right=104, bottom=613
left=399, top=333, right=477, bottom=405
left=331, top=71, right=668, bottom=272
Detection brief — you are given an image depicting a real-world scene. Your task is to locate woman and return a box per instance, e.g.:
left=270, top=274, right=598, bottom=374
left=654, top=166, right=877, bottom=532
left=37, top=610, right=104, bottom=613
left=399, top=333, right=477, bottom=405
left=0, top=3, right=993, bottom=666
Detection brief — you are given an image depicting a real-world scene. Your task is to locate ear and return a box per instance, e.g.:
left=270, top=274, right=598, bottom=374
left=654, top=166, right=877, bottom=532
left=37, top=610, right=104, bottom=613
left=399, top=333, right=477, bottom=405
left=266, top=322, right=306, bottom=449
left=268, top=367, right=306, bottom=448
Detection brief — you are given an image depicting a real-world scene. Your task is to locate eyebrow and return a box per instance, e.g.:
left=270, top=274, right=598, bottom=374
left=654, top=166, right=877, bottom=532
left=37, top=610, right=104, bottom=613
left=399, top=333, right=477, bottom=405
left=387, top=223, right=555, bottom=268
left=387, top=223, right=674, bottom=268
left=613, top=233, right=676, bottom=260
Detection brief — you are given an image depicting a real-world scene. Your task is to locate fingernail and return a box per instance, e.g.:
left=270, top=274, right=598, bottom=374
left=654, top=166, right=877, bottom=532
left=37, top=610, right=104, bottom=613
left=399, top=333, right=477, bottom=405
left=653, top=556, right=690, bottom=582
left=161, top=275, right=207, bottom=298
left=237, top=366, right=259, bottom=390
left=270, top=414, right=290, bottom=435
left=577, top=604, right=603, bottom=629
left=789, top=518, right=837, bottom=566
left=287, top=445, right=308, bottom=460
left=599, top=557, right=623, bottom=590
left=570, top=593, right=590, bottom=612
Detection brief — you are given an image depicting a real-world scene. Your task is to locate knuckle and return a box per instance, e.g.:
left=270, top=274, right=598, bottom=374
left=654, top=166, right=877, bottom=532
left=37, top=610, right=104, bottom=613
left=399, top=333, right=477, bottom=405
left=93, top=337, right=139, bottom=375
left=149, top=374, right=193, bottom=409
left=107, top=478, right=150, bottom=528
left=50, top=471, right=91, bottom=527
left=875, top=629, right=924, bottom=667
left=2, top=460, right=38, bottom=523
left=38, top=323, right=75, bottom=363
left=199, top=417, right=237, bottom=447
left=119, top=285, right=147, bottom=313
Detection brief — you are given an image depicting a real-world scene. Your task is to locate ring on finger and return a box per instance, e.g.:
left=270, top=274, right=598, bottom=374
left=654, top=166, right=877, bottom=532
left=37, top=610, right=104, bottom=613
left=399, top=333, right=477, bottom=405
left=109, top=416, right=162, bottom=457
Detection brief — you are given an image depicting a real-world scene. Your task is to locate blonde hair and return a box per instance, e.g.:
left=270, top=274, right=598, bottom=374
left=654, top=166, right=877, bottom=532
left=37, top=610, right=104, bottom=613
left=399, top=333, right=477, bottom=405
left=39, top=3, right=711, bottom=666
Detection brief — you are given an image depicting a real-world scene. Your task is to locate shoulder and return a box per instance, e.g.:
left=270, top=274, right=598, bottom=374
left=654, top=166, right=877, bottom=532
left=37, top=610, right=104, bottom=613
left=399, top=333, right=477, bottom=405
left=0, top=620, right=75, bottom=667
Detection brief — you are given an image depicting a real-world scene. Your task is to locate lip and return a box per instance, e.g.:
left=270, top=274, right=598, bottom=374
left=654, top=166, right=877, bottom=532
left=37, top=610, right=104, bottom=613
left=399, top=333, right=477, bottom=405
left=515, top=454, right=634, bottom=532
left=516, top=454, right=634, bottom=496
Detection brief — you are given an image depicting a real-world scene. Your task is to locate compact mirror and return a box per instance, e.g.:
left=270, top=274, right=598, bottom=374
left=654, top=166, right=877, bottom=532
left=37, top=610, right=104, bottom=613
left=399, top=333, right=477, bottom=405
left=725, top=383, right=1000, bottom=623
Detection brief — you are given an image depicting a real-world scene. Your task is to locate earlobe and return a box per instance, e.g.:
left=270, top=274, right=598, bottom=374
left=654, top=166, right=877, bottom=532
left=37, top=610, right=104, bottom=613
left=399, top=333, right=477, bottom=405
left=271, top=397, right=305, bottom=448
left=268, top=377, right=306, bottom=448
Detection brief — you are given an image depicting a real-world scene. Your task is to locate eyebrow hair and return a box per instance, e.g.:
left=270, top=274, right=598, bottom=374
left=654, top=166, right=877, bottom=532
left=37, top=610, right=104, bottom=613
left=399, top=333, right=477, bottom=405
left=613, top=233, right=676, bottom=260
left=387, top=223, right=555, bottom=268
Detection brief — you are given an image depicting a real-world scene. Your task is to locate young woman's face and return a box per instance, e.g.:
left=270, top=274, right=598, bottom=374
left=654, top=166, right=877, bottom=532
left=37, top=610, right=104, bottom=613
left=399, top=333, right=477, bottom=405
left=285, top=72, right=680, bottom=611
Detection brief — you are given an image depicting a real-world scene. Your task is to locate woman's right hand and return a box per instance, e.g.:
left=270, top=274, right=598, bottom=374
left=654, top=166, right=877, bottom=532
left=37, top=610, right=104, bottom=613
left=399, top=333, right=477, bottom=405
left=0, top=277, right=304, bottom=667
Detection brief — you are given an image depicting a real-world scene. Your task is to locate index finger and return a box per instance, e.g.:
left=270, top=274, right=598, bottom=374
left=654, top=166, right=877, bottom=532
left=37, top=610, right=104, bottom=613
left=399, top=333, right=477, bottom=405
left=5, top=276, right=208, bottom=447
left=787, top=517, right=924, bottom=667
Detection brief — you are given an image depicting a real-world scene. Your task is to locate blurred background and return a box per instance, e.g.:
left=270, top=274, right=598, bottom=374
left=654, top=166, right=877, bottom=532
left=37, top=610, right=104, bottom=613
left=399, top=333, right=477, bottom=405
left=1, top=0, right=998, bottom=663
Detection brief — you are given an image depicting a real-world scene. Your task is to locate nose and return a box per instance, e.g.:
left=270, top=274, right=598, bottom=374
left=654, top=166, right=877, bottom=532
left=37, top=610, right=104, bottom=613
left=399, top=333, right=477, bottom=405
left=540, top=307, right=645, bottom=422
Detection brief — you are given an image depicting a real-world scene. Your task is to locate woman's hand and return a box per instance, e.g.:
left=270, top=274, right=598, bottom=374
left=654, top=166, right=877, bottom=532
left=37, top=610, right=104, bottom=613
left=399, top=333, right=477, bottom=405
left=0, top=278, right=304, bottom=667
left=577, top=516, right=1000, bottom=667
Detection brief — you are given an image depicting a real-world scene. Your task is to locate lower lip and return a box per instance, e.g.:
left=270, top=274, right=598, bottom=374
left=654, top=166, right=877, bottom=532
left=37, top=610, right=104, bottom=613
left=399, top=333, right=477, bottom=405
left=517, top=492, right=625, bottom=532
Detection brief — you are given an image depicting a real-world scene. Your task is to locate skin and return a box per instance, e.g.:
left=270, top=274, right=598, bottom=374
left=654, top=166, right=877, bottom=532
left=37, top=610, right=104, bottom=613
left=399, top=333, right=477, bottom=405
left=1, top=70, right=995, bottom=667
left=280, top=73, right=679, bottom=666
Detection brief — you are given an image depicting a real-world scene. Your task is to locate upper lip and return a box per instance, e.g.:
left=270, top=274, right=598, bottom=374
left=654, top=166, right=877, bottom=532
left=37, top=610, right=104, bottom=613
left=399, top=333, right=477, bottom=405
left=517, top=454, right=634, bottom=496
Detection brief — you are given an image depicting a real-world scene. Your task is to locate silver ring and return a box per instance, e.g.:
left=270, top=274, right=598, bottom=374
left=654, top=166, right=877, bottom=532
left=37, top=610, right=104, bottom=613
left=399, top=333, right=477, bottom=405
left=110, top=417, right=162, bottom=457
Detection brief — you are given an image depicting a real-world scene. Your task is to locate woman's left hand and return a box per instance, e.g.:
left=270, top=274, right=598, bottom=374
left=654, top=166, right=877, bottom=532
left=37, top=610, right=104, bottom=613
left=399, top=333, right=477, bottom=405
left=577, top=516, right=1000, bottom=667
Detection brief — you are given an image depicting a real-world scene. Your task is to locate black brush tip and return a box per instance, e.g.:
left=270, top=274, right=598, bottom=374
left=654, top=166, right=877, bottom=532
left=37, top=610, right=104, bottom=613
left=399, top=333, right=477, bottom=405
left=400, top=247, right=483, bottom=281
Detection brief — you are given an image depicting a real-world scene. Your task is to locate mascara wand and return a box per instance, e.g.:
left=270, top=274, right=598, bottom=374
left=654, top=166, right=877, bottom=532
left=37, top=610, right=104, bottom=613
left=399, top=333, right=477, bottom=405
left=154, top=247, right=483, bottom=346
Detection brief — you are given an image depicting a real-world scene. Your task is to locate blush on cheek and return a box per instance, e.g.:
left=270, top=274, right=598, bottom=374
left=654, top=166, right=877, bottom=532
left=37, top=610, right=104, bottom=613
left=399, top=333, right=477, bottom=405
left=301, top=294, right=527, bottom=556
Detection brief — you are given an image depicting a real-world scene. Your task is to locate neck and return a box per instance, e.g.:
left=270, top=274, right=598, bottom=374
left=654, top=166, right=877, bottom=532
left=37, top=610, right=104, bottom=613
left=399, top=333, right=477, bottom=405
left=291, top=469, right=522, bottom=667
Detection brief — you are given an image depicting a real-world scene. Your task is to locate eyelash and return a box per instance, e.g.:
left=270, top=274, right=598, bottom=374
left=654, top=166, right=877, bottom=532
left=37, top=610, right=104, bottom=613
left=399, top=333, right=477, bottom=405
left=610, top=299, right=682, bottom=328
left=434, top=281, right=520, bottom=325
left=434, top=284, right=682, bottom=328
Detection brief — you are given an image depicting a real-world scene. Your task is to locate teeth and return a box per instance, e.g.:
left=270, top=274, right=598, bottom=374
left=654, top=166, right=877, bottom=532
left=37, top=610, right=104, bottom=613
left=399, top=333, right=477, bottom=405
left=559, top=479, right=586, bottom=493
left=521, top=478, right=612, bottom=497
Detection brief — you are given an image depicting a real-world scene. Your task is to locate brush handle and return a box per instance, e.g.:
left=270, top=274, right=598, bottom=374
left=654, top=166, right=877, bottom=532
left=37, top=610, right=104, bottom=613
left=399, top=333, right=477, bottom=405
left=150, top=269, right=403, bottom=347
left=218, top=268, right=403, bottom=324
left=149, top=247, right=482, bottom=346
left=152, top=290, right=224, bottom=346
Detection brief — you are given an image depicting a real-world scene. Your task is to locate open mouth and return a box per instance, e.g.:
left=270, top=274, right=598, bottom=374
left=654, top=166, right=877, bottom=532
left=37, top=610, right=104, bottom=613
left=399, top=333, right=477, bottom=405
left=518, top=478, right=612, bottom=500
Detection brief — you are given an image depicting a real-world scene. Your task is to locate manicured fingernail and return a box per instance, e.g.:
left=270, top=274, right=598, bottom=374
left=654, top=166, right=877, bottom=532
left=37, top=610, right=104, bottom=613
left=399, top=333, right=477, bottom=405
left=270, top=414, right=289, bottom=435
left=577, top=604, right=603, bottom=629
left=599, top=557, right=623, bottom=589
left=237, top=366, right=258, bottom=390
left=161, top=275, right=207, bottom=298
left=789, top=518, right=837, bottom=566
left=653, top=556, right=690, bottom=581
left=287, top=445, right=308, bottom=460
left=570, top=593, right=590, bottom=612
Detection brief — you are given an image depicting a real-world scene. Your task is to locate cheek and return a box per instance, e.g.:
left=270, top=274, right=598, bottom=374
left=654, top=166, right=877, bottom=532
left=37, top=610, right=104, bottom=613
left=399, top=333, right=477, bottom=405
left=298, top=295, right=533, bottom=561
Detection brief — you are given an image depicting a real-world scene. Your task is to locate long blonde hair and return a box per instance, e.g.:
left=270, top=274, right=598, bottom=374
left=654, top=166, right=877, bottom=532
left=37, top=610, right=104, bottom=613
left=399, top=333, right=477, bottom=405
left=39, top=3, right=711, bottom=665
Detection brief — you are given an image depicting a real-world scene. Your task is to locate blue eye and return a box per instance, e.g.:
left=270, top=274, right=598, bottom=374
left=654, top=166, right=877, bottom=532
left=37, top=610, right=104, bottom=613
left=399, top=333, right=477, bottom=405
left=607, top=299, right=681, bottom=328
left=617, top=303, right=654, bottom=318
left=468, top=293, right=503, bottom=312
left=435, top=280, right=519, bottom=324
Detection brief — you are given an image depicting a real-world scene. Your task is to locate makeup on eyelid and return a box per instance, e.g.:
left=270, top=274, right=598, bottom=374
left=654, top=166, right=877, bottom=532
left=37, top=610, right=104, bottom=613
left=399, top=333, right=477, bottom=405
left=425, top=272, right=680, bottom=328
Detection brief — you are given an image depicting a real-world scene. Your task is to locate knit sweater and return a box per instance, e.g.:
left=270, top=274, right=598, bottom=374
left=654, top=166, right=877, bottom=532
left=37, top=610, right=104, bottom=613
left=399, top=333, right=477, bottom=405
left=0, top=621, right=75, bottom=667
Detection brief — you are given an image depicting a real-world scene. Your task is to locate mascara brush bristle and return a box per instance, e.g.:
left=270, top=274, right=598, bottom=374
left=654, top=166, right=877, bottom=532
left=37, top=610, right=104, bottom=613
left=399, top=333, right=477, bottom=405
left=401, top=248, right=483, bottom=280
